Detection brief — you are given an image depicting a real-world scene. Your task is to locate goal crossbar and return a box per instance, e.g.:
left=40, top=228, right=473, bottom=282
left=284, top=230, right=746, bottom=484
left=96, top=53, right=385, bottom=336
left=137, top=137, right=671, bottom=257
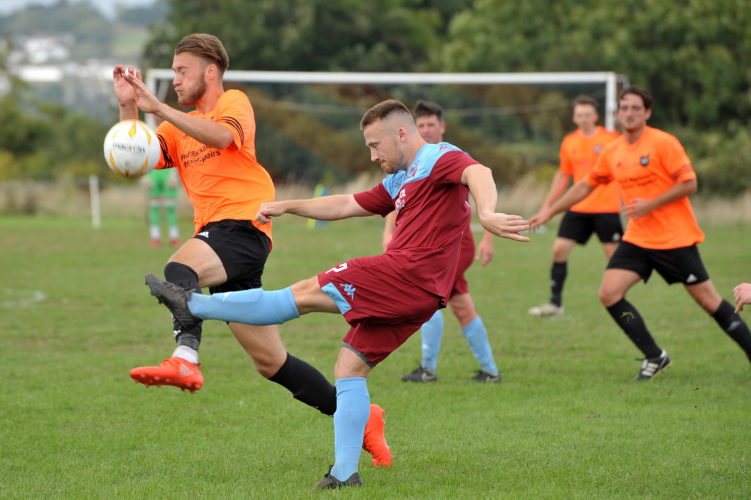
left=145, top=70, right=621, bottom=129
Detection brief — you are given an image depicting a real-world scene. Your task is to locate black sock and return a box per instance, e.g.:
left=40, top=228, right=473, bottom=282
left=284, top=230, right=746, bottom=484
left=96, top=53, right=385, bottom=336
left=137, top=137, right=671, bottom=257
left=606, top=298, right=661, bottom=358
left=268, top=353, right=337, bottom=416
left=550, top=261, right=567, bottom=307
left=163, top=262, right=203, bottom=350
left=712, top=299, right=751, bottom=361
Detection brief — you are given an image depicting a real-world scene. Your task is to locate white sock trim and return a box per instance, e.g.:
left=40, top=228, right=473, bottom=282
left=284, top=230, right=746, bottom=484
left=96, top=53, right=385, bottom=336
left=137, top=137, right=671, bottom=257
left=172, top=345, right=199, bottom=364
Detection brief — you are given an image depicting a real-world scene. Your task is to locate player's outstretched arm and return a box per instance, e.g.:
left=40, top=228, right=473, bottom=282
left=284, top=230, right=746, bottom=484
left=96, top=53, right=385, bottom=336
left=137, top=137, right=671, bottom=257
left=257, top=194, right=372, bottom=225
left=462, top=164, right=530, bottom=242
left=529, top=179, right=595, bottom=231
left=539, top=171, right=571, bottom=212
left=479, top=213, right=531, bottom=242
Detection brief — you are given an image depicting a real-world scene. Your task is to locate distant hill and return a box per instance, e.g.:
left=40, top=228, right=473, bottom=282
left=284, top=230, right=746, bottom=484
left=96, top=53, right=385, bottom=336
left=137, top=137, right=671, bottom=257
left=0, top=0, right=166, bottom=62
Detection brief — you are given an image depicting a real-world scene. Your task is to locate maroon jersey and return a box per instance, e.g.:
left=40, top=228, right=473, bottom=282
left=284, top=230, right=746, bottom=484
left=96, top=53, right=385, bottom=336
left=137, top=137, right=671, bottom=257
left=354, top=142, right=477, bottom=300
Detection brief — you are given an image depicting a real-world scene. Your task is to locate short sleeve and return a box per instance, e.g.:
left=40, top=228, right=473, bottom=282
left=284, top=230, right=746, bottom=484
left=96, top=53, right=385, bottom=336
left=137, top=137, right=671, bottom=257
left=659, top=134, right=695, bottom=182
left=155, top=121, right=177, bottom=169
left=353, top=183, right=395, bottom=217
left=430, top=150, right=478, bottom=185
left=586, top=150, right=613, bottom=186
left=214, top=90, right=254, bottom=150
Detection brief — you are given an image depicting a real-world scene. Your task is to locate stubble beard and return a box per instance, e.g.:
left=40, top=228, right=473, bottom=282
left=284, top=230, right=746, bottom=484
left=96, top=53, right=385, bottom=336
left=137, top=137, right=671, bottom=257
left=177, top=79, right=207, bottom=107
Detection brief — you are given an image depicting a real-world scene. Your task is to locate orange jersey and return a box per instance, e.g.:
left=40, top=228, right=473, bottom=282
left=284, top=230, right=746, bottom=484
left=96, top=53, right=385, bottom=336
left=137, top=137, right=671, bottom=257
left=559, top=126, right=620, bottom=213
left=156, top=89, right=274, bottom=243
left=586, top=126, right=703, bottom=249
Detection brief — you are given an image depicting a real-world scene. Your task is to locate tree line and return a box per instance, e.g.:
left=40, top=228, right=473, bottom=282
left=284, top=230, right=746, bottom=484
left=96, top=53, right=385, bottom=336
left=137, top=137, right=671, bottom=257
left=1, top=0, right=749, bottom=195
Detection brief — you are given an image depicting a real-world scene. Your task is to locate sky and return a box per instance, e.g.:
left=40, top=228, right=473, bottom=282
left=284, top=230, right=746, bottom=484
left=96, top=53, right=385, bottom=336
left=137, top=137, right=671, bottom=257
left=0, top=0, right=156, bottom=19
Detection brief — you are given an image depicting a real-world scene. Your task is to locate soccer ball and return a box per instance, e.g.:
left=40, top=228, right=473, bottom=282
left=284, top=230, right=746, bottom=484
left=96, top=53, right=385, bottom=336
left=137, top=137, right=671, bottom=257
left=103, top=120, right=161, bottom=178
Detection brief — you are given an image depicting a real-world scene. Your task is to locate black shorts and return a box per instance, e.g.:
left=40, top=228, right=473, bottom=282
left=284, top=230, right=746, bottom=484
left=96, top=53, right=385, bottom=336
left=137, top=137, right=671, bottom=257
left=607, top=240, right=710, bottom=285
left=558, top=211, right=623, bottom=245
left=193, top=219, right=271, bottom=294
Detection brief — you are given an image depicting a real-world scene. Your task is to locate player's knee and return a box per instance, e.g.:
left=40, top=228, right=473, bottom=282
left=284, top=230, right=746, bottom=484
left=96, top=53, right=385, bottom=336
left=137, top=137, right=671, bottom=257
left=291, top=276, right=339, bottom=314
left=449, top=295, right=475, bottom=324
left=598, top=286, right=621, bottom=307
left=163, top=261, right=199, bottom=290
left=248, top=348, right=286, bottom=377
left=552, top=239, right=573, bottom=261
left=255, top=359, right=282, bottom=378
left=452, top=304, right=476, bottom=325
left=552, top=248, right=568, bottom=261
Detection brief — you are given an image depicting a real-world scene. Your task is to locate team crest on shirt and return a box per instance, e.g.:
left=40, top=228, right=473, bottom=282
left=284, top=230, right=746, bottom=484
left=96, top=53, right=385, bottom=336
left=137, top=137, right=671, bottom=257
left=406, top=161, right=419, bottom=180
left=394, top=188, right=407, bottom=213
left=594, top=145, right=602, bottom=154
left=640, top=155, right=650, bottom=166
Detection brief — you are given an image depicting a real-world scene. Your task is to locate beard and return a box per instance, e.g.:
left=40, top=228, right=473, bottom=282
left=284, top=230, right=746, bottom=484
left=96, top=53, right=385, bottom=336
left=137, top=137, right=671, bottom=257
left=177, top=79, right=207, bottom=107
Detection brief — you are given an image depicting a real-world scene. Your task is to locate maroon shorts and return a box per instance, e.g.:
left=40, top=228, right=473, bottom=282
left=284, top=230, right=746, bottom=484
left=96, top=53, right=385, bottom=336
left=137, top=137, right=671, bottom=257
left=450, top=229, right=475, bottom=297
left=317, top=254, right=443, bottom=366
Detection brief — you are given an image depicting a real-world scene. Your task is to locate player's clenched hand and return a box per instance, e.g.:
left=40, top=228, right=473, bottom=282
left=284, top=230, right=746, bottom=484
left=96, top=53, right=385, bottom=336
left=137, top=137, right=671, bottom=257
left=733, top=283, right=751, bottom=313
left=479, top=213, right=530, bottom=242
left=256, top=201, right=286, bottom=225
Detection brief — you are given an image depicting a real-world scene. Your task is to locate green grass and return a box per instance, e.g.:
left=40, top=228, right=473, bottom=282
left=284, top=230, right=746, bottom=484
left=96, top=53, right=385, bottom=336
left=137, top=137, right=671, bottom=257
left=1, top=213, right=750, bottom=498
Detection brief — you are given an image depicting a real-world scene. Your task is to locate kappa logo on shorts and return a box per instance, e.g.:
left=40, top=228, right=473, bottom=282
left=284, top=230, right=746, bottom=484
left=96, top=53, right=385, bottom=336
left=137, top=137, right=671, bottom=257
left=341, top=283, right=356, bottom=300
left=197, top=231, right=209, bottom=238
left=686, top=273, right=698, bottom=284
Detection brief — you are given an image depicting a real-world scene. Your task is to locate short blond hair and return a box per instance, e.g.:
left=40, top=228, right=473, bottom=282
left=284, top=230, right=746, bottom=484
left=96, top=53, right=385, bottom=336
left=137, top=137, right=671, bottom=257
left=175, top=33, right=229, bottom=74
left=360, top=99, right=413, bottom=130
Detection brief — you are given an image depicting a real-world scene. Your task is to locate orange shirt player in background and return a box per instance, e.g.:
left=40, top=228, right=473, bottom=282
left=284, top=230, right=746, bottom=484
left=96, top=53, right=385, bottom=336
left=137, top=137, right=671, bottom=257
left=112, top=33, right=391, bottom=466
left=530, top=86, right=751, bottom=380
left=529, top=95, right=620, bottom=317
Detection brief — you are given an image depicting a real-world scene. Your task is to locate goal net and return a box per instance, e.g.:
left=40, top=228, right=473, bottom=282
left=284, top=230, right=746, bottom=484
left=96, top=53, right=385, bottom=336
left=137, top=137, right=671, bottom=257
left=145, top=70, right=626, bottom=189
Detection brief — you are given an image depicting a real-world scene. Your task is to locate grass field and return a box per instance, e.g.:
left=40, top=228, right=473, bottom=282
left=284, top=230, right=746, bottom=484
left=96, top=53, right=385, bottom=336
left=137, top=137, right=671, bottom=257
left=2, top=213, right=750, bottom=498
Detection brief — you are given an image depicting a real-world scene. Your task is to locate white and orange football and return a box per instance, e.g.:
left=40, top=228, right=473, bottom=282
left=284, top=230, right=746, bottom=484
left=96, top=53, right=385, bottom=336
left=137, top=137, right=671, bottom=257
left=103, top=120, right=161, bottom=178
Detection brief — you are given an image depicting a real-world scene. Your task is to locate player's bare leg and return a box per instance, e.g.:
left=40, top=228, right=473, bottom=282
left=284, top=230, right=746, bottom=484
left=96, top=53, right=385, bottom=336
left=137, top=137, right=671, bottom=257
left=229, top=323, right=287, bottom=377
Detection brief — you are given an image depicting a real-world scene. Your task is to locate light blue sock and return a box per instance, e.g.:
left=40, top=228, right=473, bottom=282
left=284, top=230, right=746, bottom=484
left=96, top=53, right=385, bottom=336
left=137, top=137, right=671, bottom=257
left=187, top=287, right=300, bottom=325
left=330, top=377, right=370, bottom=481
left=420, top=310, right=444, bottom=372
left=462, top=316, right=498, bottom=375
